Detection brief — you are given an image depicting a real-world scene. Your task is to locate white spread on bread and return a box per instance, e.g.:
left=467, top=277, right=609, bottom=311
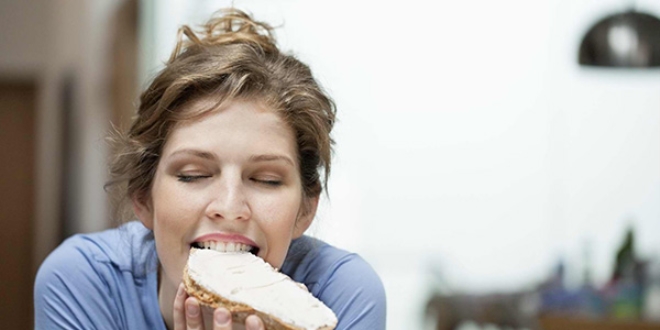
left=187, top=249, right=337, bottom=330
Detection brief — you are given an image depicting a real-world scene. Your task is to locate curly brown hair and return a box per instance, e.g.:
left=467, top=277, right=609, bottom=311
left=106, top=8, right=336, bottom=220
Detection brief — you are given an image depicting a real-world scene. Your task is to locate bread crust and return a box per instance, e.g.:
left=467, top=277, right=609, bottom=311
left=183, top=264, right=335, bottom=330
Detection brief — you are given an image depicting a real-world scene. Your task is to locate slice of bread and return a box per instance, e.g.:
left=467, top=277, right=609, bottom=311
left=183, top=248, right=337, bottom=330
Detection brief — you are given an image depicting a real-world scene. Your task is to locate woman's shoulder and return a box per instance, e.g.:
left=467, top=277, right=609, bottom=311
left=283, top=236, right=382, bottom=287
left=282, top=236, right=387, bottom=329
left=34, top=222, right=162, bottom=329
left=281, top=235, right=342, bottom=283
left=37, top=221, right=155, bottom=278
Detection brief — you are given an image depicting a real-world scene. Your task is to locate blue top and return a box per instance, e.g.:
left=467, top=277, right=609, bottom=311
left=34, top=221, right=386, bottom=329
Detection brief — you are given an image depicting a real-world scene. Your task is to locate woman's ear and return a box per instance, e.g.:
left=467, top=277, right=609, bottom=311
left=132, top=193, right=154, bottom=230
left=293, top=195, right=319, bottom=238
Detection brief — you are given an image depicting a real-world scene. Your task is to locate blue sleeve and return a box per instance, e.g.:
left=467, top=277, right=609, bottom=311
left=34, top=237, right=120, bottom=330
left=314, top=254, right=387, bottom=330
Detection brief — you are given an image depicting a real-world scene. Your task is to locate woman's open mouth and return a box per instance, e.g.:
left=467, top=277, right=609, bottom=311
left=190, top=241, right=260, bottom=256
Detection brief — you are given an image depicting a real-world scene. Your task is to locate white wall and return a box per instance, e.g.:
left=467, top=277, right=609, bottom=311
left=149, top=1, right=660, bottom=328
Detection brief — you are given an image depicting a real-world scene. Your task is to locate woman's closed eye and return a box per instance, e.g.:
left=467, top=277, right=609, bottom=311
left=251, top=177, right=283, bottom=187
left=176, top=174, right=212, bottom=183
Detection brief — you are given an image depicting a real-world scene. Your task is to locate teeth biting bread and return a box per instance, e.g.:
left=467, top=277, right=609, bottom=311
left=183, top=248, right=337, bottom=330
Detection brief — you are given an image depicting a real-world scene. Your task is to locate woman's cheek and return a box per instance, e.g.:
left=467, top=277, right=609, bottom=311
left=259, top=186, right=301, bottom=212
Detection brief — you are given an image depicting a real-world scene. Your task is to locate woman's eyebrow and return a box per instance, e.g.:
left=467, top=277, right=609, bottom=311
left=168, top=148, right=216, bottom=160
left=249, top=154, right=295, bottom=166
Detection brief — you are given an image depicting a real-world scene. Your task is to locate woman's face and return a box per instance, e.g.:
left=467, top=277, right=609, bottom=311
left=133, top=99, right=317, bottom=289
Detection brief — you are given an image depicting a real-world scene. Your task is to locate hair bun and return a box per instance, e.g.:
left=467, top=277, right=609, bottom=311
left=169, top=8, right=277, bottom=63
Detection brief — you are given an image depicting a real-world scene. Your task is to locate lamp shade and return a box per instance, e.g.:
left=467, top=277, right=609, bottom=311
left=579, top=11, right=660, bottom=67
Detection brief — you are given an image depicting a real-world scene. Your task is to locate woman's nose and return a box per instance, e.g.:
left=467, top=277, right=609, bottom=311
left=206, top=177, right=251, bottom=221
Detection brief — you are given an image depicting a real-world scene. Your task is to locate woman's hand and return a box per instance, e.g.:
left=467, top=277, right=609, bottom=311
left=174, top=283, right=265, bottom=330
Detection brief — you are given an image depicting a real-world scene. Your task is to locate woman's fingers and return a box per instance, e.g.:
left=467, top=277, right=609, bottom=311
left=185, top=297, right=204, bottom=330
left=173, top=283, right=187, bottom=330
left=213, top=308, right=232, bottom=329
left=174, top=289, right=261, bottom=330
left=245, top=315, right=264, bottom=330
left=211, top=308, right=265, bottom=330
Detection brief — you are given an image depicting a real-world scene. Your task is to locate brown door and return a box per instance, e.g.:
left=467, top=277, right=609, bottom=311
left=0, top=81, right=36, bottom=329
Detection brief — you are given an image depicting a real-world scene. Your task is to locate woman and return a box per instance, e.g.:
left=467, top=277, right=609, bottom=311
left=34, top=8, right=386, bottom=330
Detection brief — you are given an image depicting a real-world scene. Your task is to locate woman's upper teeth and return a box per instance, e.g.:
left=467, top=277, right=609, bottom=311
left=199, top=241, right=252, bottom=253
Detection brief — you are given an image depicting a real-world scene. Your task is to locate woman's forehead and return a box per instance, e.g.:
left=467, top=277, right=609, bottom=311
left=163, top=99, right=297, bottom=157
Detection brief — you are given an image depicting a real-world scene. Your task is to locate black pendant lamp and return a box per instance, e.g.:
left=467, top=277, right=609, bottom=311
left=579, top=10, right=660, bottom=67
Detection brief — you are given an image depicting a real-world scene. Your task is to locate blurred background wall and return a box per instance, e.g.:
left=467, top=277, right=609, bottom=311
left=1, top=0, right=658, bottom=329
left=0, top=0, right=133, bottom=327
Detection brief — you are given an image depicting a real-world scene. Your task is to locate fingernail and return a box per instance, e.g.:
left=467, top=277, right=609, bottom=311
left=215, top=309, right=230, bottom=325
left=186, top=303, right=199, bottom=316
left=246, top=316, right=261, bottom=330
left=177, top=284, right=185, bottom=297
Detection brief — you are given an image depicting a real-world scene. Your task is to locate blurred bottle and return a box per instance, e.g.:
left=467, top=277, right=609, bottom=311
left=612, top=228, right=635, bottom=282
left=610, top=227, right=643, bottom=320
